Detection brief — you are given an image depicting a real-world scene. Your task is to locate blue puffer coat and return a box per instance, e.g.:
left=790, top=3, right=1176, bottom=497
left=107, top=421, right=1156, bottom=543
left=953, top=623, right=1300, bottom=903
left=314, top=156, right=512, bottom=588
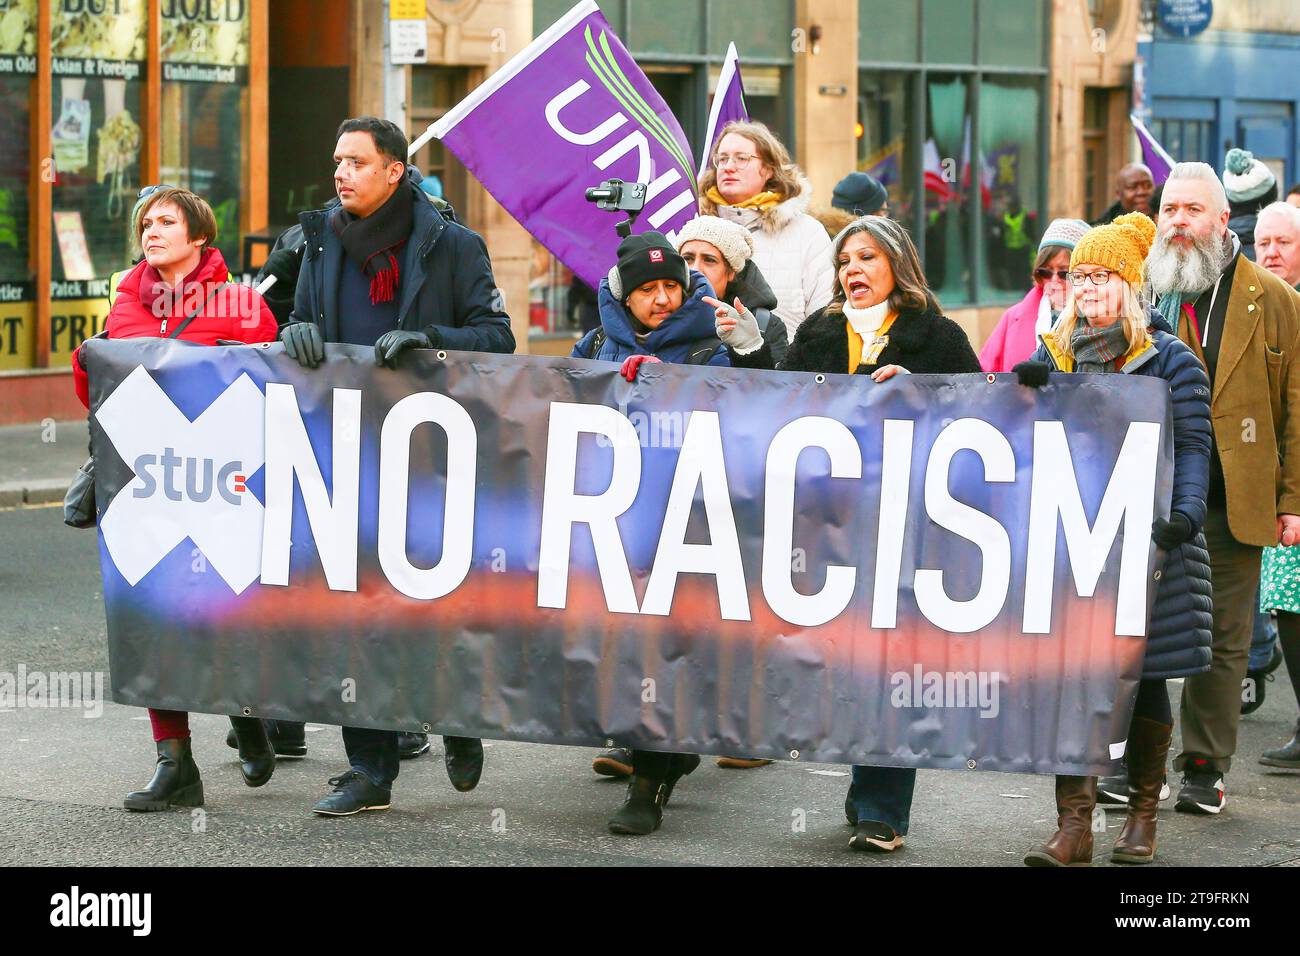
left=573, top=271, right=730, bottom=367
left=1031, top=313, right=1213, bottom=679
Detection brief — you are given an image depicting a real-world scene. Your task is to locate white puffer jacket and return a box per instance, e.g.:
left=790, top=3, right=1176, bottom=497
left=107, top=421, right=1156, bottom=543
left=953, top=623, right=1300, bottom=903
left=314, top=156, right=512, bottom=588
left=703, top=176, right=835, bottom=340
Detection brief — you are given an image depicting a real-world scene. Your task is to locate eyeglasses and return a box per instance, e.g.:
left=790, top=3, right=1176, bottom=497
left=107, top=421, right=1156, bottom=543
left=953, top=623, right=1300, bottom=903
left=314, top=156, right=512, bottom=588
left=714, top=153, right=758, bottom=170
left=1068, top=269, right=1113, bottom=286
left=1034, top=268, right=1069, bottom=282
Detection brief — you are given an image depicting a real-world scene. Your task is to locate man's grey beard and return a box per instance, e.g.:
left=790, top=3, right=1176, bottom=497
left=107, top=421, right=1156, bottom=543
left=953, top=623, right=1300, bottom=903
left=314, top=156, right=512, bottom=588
left=1146, top=228, right=1232, bottom=297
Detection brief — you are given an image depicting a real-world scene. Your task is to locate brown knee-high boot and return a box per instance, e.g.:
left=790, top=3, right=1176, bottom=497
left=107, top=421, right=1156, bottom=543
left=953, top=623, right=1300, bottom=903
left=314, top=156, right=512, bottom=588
left=1024, top=775, right=1097, bottom=866
left=1111, top=717, right=1173, bottom=864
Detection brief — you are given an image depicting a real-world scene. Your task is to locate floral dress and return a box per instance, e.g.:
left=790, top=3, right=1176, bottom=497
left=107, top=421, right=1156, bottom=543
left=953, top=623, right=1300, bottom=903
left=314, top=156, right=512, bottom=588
left=1260, top=545, right=1300, bottom=614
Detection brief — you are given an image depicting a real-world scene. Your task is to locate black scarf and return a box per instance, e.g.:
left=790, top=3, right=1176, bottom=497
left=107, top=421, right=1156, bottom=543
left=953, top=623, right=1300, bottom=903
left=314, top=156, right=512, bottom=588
left=330, top=183, right=414, bottom=304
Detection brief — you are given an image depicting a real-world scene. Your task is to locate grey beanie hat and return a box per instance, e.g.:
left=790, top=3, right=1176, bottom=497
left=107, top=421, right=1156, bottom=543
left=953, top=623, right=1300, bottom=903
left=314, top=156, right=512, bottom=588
left=673, top=215, right=755, bottom=272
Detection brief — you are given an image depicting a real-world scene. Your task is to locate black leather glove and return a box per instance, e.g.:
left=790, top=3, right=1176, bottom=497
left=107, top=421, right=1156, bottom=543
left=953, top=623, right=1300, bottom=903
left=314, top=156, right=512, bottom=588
left=375, top=330, right=431, bottom=368
left=1012, top=360, right=1051, bottom=388
left=259, top=247, right=300, bottom=287
left=1152, top=512, right=1193, bottom=551
left=280, top=322, right=325, bottom=369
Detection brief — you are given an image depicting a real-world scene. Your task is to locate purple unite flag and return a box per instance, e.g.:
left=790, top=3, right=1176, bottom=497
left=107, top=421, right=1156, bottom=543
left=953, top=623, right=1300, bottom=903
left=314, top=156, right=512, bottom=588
left=429, top=0, right=699, bottom=288
left=697, top=42, right=748, bottom=177
left=1130, top=112, right=1175, bottom=185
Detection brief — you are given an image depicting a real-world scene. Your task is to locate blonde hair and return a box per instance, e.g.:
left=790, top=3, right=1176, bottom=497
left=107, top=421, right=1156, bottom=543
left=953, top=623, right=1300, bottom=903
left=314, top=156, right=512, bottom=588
left=1050, top=278, right=1151, bottom=358
left=697, top=120, right=803, bottom=208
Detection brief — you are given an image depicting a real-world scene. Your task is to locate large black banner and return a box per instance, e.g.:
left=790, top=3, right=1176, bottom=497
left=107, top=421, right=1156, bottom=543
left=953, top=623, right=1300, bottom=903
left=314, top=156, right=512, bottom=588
left=86, top=339, right=1173, bottom=775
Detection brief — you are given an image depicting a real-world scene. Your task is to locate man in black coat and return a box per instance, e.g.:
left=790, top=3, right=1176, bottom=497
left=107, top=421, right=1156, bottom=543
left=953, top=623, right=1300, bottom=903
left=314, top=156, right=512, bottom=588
left=280, top=116, right=514, bottom=816
left=1093, top=163, right=1156, bottom=226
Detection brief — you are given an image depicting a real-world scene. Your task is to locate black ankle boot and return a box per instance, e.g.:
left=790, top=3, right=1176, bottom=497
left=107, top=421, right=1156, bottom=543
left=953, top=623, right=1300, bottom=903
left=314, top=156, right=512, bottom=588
left=608, top=774, right=666, bottom=835
left=228, top=716, right=276, bottom=787
left=226, top=719, right=307, bottom=758
left=124, top=738, right=204, bottom=811
left=662, top=753, right=700, bottom=806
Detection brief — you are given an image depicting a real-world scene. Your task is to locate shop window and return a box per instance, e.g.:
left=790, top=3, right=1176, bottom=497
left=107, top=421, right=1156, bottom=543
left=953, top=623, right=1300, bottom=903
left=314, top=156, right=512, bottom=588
left=50, top=0, right=147, bottom=362
left=979, top=76, right=1042, bottom=299
left=409, top=66, right=472, bottom=225
left=629, top=0, right=704, bottom=57
left=0, top=12, right=34, bottom=370
left=858, top=70, right=917, bottom=229
left=923, top=0, right=974, bottom=64
left=736, top=66, right=790, bottom=155
left=859, top=0, right=918, bottom=63
left=707, top=0, right=795, bottom=62
left=534, top=0, right=625, bottom=37
left=160, top=0, right=251, bottom=271
left=979, top=0, right=1044, bottom=69
left=924, top=74, right=971, bottom=305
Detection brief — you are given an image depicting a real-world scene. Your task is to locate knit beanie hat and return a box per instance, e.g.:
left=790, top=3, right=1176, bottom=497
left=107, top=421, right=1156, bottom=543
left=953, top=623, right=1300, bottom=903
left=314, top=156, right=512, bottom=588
left=831, top=172, right=888, bottom=216
left=607, top=230, right=689, bottom=302
left=1038, top=217, right=1091, bottom=252
left=674, top=216, right=755, bottom=272
left=1223, top=148, right=1277, bottom=204
left=1070, top=212, right=1156, bottom=287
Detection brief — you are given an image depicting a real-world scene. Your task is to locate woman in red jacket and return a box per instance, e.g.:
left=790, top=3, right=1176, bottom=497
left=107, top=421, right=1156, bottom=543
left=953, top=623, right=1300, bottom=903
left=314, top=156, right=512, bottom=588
left=73, top=186, right=280, bottom=811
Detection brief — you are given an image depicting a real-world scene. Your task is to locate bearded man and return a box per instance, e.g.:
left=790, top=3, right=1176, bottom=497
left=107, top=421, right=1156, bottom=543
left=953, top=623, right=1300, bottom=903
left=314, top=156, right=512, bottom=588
left=1144, top=162, right=1300, bottom=815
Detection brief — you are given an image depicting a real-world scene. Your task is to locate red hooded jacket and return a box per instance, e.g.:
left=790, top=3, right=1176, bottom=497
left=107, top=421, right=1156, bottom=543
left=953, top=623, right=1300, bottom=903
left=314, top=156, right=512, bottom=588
left=72, top=247, right=278, bottom=407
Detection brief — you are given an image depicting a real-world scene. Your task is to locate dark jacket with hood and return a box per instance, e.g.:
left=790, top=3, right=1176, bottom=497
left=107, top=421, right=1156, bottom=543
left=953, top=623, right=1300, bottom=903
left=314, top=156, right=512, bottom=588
left=288, top=172, right=512, bottom=354
left=574, top=271, right=730, bottom=367
left=729, top=301, right=981, bottom=376
left=727, top=259, right=789, bottom=367
left=1030, top=311, right=1213, bottom=679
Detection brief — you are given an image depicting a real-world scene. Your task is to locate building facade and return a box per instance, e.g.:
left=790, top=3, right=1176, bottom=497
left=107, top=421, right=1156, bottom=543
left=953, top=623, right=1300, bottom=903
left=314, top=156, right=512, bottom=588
left=0, top=0, right=1197, bottom=423
left=1141, top=0, right=1300, bottom=193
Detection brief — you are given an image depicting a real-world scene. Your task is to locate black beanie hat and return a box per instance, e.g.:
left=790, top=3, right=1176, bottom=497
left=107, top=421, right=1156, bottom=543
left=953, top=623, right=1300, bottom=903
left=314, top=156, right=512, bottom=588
left=608, top=230, right=689, bottom=301
left=831, top=172, right=888, bottom=216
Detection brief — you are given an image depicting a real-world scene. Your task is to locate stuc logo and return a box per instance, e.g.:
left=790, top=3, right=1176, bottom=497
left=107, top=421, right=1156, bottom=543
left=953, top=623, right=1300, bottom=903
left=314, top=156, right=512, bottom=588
left=96, top=367, right=266, bottom=593
left=648, top=249, right=664, bottom=263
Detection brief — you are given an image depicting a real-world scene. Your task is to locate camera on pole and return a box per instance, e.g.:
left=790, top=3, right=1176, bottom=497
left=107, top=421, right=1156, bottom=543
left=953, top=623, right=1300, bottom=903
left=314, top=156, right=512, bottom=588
left=584, top=179, right=647, bottom=238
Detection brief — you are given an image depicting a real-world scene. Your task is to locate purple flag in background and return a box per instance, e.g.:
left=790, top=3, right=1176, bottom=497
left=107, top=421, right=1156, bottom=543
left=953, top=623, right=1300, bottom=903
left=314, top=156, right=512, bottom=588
left=697, top=42, right=748, bottom=177
left=429, top=0, right=698, bottom=288
left=1130, top=112, right=1175, bottom=185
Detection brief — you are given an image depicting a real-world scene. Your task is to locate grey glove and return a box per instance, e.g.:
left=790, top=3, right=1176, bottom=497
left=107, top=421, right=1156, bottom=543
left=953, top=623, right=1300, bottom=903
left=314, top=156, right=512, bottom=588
left=280, top=322, right=325, bottom=369
left=711, top=296, right=763, bottom=354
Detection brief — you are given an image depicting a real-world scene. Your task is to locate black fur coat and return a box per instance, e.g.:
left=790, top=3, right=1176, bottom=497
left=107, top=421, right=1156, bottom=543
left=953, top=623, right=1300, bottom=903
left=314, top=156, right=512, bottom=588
left=729, top=304, right=982, bottom=376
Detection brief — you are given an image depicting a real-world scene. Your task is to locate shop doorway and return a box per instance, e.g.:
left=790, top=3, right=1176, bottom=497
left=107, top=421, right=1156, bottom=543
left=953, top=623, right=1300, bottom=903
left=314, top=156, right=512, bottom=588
left=408, top=66, right=474, bottom=226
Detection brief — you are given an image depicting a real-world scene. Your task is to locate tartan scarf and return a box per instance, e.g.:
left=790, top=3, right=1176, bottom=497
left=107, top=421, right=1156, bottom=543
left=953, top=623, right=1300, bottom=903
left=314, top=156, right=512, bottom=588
left=1070, top=321, right=1130, bottom=373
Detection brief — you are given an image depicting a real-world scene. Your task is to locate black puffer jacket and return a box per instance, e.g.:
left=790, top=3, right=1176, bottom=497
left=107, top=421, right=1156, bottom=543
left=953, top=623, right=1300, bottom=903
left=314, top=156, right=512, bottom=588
left=726, top=260, right=788, bottom=367
left=730, top=303, right=981, bottom=376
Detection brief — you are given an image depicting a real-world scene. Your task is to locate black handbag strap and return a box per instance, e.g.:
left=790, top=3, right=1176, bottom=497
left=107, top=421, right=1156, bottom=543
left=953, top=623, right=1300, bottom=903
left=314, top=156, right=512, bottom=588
left=167, top=283, right=229, bottom=339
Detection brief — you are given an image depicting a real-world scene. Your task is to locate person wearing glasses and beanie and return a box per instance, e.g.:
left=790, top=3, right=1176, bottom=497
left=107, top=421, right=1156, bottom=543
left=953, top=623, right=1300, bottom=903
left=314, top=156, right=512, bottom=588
left=699, top=120, right=834, bottom=339
left=978, top=218, right=1090, bottom=372
left=1016, top=212, right=1213, bottom=865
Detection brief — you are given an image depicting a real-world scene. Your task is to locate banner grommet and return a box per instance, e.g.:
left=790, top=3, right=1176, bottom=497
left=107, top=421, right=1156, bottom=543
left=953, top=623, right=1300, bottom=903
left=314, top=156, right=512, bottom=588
left=422, top=723, right=432, bottom=732
left=986, top=373, right=996, bottom=384
left=436, top=350, right=448, bottom=361
left=966, top=759, right=977, bottom=769
left=814, top=374, right=826, bottom=384
left=241, top=706, right=252, bottom=716
left=789, top=749, right=799, bottom=759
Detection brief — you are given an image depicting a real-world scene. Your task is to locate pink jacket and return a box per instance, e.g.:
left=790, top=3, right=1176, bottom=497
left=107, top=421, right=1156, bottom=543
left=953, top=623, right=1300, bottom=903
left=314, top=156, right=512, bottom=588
left=979, top=285, right=1046, bottom=373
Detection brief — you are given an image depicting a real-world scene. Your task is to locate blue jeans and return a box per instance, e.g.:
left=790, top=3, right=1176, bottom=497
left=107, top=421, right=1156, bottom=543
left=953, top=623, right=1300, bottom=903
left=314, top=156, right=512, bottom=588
left=848, top=765, right=916, bottom=835
left=1250, top=598, right=1278, bottom=672
left=342, top=726, right=400, bottom=789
